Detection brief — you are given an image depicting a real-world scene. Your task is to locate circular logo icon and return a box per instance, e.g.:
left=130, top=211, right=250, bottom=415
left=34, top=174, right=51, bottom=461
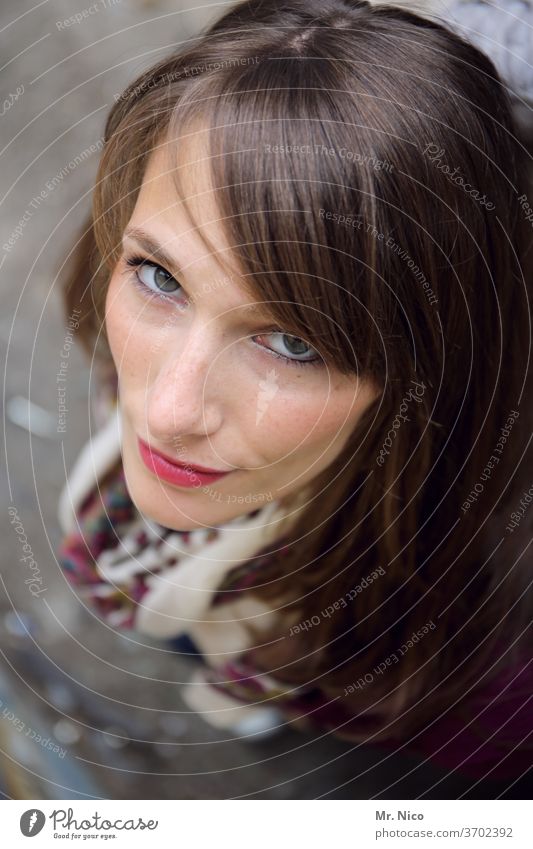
left=20, top=809, right=46, bottom=837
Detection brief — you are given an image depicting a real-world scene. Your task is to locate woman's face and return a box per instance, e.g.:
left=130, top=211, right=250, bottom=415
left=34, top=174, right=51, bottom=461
left=104, top=133, right=379, bottom=530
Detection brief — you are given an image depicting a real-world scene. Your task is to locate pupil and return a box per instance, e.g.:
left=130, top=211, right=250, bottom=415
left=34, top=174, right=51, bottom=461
left=155, top=267, right=178, bottom=292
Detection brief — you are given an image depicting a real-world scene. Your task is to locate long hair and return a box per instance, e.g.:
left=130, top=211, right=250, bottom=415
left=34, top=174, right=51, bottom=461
left=61, top=0, right=533, bottom=743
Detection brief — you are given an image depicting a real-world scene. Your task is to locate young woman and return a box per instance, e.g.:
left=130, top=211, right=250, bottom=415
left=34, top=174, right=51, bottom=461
left=57, top=0, right=533, bottom=785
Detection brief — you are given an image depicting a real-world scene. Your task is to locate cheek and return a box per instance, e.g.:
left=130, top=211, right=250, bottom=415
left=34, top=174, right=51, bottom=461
left=249, top=380, right=361, bottom=462
left=104, top=272, right=150, bottom=376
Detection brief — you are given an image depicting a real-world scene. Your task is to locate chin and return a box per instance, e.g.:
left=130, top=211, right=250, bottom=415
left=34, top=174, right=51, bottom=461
left=122, top=461, right=240, bottom=530
left=124, top=469, right=203, bottom=529
left=121, top=435, right=274, bottom=529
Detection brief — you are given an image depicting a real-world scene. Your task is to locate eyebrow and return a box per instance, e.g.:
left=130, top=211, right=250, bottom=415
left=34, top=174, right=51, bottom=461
left=122, top=226, right=278, bottom=325
left=122, top=227, right=187, bottom=278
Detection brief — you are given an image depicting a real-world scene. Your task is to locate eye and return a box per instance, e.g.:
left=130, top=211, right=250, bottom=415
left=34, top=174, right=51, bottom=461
left=253, top=332, right=322, bottom=368
left=123, top=255, right=188, bottom=303
left=138, top=262, right=180, bottom=293
left=122, top=253, right=323, bottom=369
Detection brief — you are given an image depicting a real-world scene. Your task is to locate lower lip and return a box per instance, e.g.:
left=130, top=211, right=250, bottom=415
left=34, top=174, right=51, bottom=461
left=137, top=439, right=231, bottom=488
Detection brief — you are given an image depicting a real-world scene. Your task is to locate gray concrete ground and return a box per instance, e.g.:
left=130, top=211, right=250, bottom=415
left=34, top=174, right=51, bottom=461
left=1, top=0, right=530, bottom=799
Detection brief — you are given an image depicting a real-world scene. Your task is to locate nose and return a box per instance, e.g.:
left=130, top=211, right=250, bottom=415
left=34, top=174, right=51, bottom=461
left=145, top=322, right=224, bottom=442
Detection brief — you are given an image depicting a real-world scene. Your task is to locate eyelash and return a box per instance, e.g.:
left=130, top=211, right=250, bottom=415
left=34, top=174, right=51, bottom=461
left=121, top=253, right=323, bottom=371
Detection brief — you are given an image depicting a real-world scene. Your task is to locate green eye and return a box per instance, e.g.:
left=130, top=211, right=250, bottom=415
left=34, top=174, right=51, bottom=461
left=253, top=332, right=322, bottom=368
left=124, top=255, right=188, bottom=303
left=137, top=261, right=181, bottom=293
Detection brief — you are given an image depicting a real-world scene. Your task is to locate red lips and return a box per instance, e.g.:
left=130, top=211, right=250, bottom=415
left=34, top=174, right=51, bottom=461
left=137, top=438, right=232, bottom=488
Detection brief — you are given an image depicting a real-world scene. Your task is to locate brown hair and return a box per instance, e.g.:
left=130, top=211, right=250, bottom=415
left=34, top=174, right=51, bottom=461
left=61, top=0, right=533, bottom=744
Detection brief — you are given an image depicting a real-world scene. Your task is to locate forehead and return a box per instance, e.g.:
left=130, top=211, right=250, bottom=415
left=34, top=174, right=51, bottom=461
left=133, top=130, right=229, bottom=256
left=127, top=130, right=267, bottom=314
